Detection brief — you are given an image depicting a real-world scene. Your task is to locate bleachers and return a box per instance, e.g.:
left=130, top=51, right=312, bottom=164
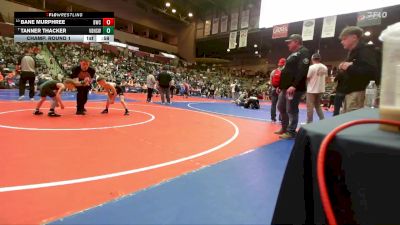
left=0, top=36, right=336, bottom=101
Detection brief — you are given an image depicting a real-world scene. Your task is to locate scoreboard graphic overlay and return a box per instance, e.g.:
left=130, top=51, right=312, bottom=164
left=14, top=12, right=114, bottom=43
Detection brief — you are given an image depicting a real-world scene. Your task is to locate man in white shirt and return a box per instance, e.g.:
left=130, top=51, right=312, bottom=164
left=146, top=73, right=156, bottom=102
left=306, top=53, right=327, bottom=123
left=230, top=80, right=239, bottom=101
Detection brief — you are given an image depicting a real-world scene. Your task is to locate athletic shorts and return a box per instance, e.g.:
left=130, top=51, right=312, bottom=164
left=40, top=87, right=56, bottom=97
left=116, top=86, right=124, bottom=95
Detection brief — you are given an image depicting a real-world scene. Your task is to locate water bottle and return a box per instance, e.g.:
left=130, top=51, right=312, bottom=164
left=365, top=80, right=377, bottom=108
left=379, top=22, right=400, bottom=132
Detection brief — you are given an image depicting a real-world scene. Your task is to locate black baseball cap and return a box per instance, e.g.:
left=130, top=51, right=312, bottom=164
left=285, top=34, right=302, bottom=42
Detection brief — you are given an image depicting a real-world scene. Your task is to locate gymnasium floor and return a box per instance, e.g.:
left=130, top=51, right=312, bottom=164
left=0, top=89, right=332, bottom=225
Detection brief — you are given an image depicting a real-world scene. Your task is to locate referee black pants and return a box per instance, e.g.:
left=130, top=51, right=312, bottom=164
left=19, top=71, right=35, bottom=98
left=76, top=86, right=90, bottom=112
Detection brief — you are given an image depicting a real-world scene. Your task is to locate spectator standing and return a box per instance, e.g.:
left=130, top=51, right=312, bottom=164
left=157, top=67, right=172, bottom=104
left=209, top=83, right=215, bottom=99
left=230, top=80, right=240, bottom=101
left=270, top=58, right=286, bottom=122
left=170, top=78, right=176, bottom=99
left=0, top=72, right=4, bottom=89
left=338, top=26, right=380, bottom=113
left=146, top=73, right=156, bottom=102
left=306, top=53, right=327, bottom=123
left=276, top=34, right=311, bottom=139
left=18, top=47, right=36, bottom=101
left=183, top=81, right=190, bottom=98
left=333, top=72, right=346, bottom=116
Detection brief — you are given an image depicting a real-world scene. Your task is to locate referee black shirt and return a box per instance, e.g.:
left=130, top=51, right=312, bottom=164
left=69, top=66, right=96, bottom=82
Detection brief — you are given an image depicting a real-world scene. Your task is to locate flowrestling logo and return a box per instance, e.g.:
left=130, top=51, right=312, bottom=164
left=357, top=9, right=387, bottom=27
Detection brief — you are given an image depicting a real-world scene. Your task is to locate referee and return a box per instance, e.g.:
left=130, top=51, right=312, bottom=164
left=69, top=57, right=96, bottom=115
left=18, top=47, right=36, bottom=101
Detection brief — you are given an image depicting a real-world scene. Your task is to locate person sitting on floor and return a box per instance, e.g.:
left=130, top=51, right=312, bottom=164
left=235, top=91, right=247, bottom=106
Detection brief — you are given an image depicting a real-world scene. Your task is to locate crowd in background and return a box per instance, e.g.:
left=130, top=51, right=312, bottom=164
left=47, top=42, right=270, bottom=99
left=1, top=36, right=336, bottom=104
left=0, top=37, right=51, bottom=88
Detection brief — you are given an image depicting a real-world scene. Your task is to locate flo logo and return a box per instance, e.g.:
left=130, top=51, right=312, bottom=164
left=357, top=9, right=387, bottom=27
left=357, top=15, right=366, bottom=21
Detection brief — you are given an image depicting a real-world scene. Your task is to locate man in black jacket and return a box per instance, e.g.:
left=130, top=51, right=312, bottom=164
left=338, top=26, right=379, bottom=113
left=69, top=57, right=96, bottom=115
left=276, top=34, right=310, bottom=139
left=157, top=66, right=172, bottom=104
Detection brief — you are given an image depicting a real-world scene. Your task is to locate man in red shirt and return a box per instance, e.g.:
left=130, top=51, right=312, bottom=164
left=270, top=58, right=286, bottom=122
